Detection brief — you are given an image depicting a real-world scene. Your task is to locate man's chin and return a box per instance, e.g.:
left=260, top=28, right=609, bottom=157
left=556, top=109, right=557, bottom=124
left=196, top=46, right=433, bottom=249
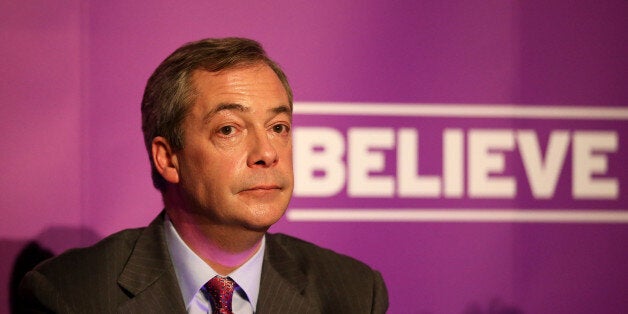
left=241, top=208, right=286, bottom=232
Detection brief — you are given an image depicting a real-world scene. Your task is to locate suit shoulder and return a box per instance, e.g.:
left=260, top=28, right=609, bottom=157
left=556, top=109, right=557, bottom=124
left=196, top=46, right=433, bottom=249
left=31, top=227, right=145, bottom=282
left=18, top=226, right=161, bottom=312
left=265, top=233, right=389, bottom=313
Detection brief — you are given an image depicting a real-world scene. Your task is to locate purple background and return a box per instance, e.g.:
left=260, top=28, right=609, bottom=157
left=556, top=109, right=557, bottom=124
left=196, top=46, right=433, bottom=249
left=1, top=1, right=627, bottom=313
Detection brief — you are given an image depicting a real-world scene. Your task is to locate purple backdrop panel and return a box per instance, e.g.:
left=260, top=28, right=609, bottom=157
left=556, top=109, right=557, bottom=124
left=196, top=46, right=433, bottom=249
left=2, top=1, right=628, bottom=314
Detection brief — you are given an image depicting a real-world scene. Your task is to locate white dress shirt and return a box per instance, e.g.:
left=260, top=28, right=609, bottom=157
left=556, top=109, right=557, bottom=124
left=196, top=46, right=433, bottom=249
left=164, top=216, right=264, bottom=314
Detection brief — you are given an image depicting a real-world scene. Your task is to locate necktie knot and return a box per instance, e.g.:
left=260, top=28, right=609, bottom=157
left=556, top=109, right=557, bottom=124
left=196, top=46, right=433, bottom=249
left=203, top=276, right=237, bottom=314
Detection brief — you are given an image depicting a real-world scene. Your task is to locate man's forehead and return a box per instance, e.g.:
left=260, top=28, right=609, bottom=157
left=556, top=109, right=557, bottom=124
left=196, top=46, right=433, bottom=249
left=190, top=64, right=288, bottom=101
left=192, top=64, right=281, bottom=93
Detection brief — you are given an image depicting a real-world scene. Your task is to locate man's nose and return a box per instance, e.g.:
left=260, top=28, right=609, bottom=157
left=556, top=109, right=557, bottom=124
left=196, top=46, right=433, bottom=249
left=247, top=129, right=278, bottom=167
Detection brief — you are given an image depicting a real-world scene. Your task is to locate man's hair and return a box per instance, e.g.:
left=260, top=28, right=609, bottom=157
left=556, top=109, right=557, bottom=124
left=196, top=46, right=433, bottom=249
left=141, top=37, right=293, bottom=191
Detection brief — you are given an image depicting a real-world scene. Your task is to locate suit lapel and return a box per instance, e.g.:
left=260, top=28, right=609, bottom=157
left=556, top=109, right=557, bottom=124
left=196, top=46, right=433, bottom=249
left=257, top=235, right=321, bottom=314
left=117, top=213, right=186, bottom=313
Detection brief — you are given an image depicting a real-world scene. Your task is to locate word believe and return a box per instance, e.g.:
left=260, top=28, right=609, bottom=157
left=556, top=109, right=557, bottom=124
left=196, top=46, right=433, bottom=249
left=293, top=128, right=619, bottom=200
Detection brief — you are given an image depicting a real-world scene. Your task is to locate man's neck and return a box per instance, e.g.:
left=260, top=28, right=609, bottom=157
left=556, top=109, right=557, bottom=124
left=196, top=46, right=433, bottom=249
left=166, top=208, right=265, bottom=275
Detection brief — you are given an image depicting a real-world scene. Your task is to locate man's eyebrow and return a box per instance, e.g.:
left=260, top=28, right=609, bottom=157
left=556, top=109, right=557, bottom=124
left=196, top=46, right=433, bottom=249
left=202, top=103, right=248, bottom=123
left=202, top=103, right=292, bottom=123
left=272, top=104, right=292, bottom=116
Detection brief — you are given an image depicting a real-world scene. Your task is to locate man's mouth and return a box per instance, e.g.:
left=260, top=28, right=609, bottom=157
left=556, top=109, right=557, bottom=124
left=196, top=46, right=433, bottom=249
left=240, top=184, right=282, bottom=193
left=250, top=185, right=280, bottom=190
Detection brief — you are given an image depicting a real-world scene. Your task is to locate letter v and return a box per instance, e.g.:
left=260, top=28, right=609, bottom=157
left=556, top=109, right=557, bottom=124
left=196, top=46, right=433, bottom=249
left=517, top=130, right=570, bottom=199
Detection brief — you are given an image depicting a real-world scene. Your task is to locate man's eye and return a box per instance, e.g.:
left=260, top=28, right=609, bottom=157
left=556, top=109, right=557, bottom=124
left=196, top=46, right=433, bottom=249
left=272, top=124, right=289, bottom=133
left=219, top=126, right=235, bottom=135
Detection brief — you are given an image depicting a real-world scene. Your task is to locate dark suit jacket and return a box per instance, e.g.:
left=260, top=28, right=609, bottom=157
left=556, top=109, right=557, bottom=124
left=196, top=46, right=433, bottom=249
left=18, top=214, right=388, bottom=313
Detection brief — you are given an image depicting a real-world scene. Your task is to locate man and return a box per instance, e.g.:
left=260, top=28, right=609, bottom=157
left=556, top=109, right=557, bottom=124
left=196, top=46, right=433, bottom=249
left=19, top=38, right=388, bottom=313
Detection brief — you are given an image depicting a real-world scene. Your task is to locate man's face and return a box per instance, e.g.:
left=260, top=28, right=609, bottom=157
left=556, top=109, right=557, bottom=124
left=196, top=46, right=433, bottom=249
left=173, top=64, right=293, bottom=231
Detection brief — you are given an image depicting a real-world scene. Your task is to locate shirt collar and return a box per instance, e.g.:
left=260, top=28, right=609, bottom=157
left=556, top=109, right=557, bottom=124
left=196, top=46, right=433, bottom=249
left=164, top=215, right=265, bottom=310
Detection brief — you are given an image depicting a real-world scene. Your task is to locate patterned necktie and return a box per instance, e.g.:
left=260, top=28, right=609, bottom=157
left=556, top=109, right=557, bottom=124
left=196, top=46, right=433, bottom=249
left=203, top=276, right=237, bottom=314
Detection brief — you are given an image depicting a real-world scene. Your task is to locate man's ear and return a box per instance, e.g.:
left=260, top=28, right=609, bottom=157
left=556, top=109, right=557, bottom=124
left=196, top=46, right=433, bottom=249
left=151, top=136, right=180, bottom=184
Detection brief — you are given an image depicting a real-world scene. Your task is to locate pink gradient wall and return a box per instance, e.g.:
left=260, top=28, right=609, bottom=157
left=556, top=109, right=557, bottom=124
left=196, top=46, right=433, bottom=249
left=2, top=1, right=627, bottom=313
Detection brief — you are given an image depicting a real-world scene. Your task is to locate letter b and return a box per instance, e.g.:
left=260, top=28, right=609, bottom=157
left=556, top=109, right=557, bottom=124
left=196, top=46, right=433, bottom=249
left=293, top=127, right=346, bottom=197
